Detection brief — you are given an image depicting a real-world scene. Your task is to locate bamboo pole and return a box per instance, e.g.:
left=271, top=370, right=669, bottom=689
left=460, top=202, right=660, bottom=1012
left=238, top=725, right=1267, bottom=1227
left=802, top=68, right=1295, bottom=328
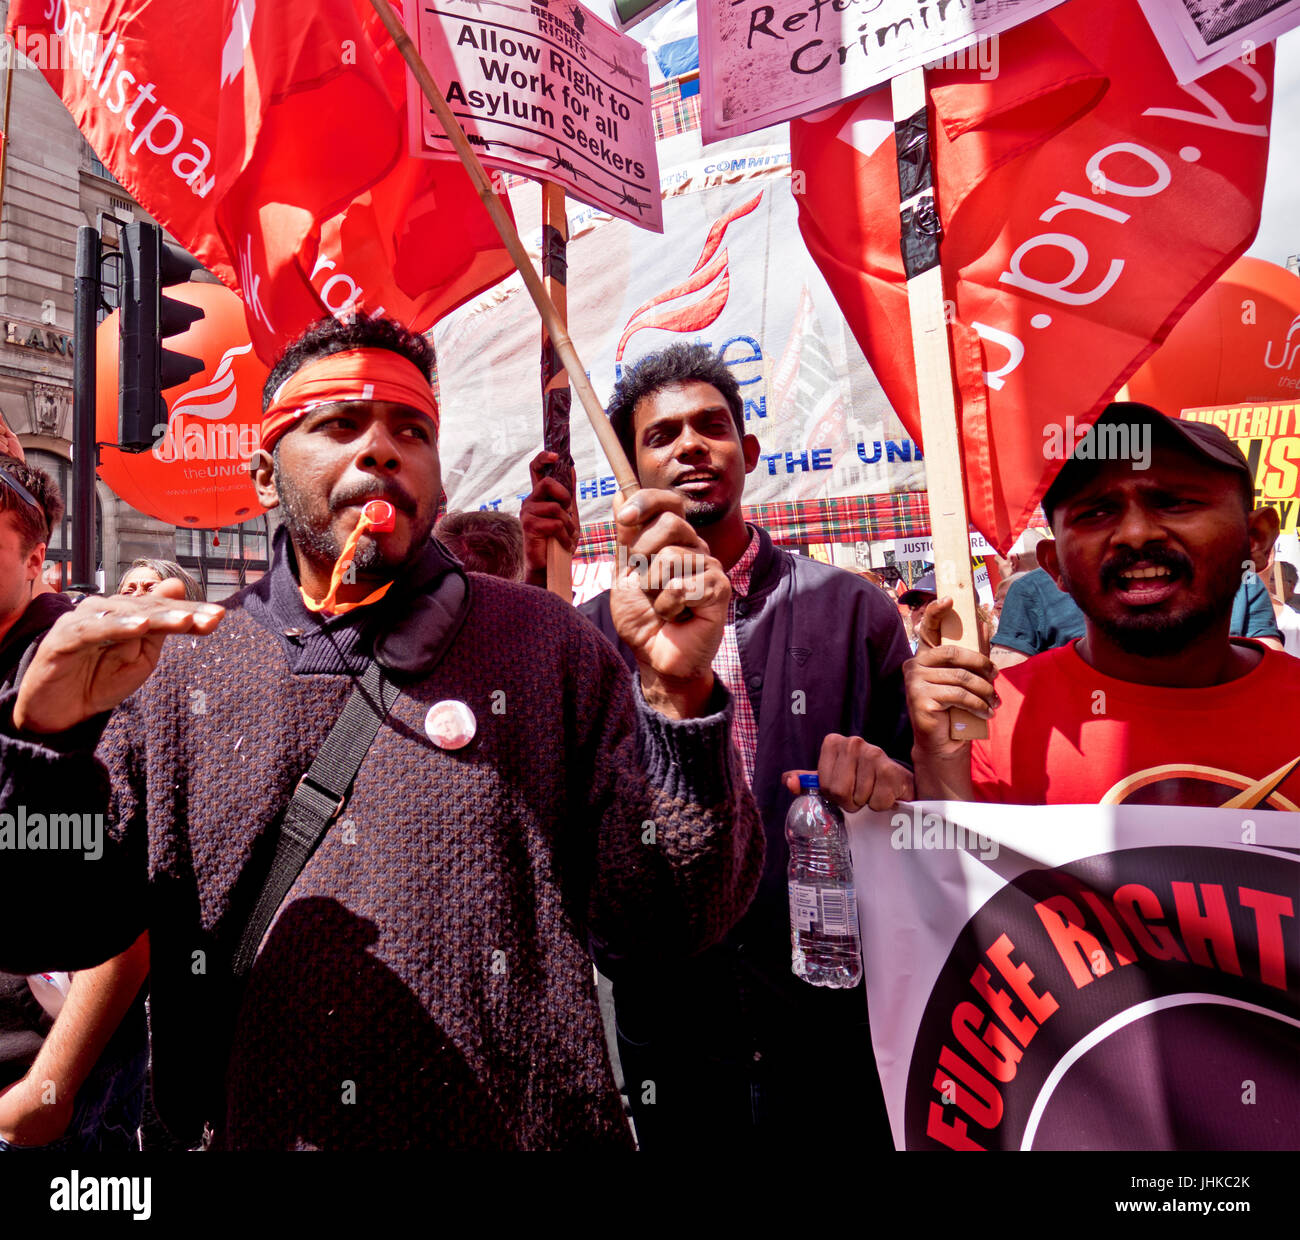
left=891, top=67, right=986, bottom=741
left=541, top=180, right=573, bottom=601
left=367, top=0, right=638, bottom=496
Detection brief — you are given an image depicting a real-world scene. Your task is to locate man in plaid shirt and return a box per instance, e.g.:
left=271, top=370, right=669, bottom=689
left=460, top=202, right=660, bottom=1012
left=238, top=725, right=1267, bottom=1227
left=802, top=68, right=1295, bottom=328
left=522, top=342, right=914, bottom=1150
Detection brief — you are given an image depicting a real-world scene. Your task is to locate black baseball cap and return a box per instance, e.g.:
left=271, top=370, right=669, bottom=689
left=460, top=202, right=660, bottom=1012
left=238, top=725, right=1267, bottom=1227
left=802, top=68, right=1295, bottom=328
left=1042, top=402, right=1256, bottom=525
left=900, top=571, right=937, bottom=607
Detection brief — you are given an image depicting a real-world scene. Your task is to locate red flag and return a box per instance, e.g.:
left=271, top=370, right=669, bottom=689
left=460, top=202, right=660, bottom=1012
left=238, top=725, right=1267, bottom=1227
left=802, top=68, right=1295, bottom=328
left=8, top=0, right=514, bottom=362
left=791, top=0, right=1274, bottom=553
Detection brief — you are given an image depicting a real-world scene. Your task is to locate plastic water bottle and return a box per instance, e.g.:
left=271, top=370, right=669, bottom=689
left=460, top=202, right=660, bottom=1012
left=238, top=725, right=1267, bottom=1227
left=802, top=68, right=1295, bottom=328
left=786, top=774, right=862, bottom=988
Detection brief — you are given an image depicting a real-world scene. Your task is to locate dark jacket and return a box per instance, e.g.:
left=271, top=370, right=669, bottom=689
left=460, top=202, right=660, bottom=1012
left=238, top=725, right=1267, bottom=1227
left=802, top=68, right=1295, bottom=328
left=581, top=525, right=914, bottom=1076
left=0, top=591, right=73, bottom=692
left=0, top=589, right=76, bottom=1089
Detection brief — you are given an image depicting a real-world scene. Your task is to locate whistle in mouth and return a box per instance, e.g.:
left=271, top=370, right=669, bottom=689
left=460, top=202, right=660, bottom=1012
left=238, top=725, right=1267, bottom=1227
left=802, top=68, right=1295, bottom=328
left=363, top=499, right=397, bottom=532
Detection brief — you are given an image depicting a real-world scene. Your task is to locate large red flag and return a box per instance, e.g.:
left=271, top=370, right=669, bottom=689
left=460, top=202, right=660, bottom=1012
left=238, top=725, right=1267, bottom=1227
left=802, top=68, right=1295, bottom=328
left=8, top=0, right=514, bottom=363
left=790, top=0, right=1274, bottom=553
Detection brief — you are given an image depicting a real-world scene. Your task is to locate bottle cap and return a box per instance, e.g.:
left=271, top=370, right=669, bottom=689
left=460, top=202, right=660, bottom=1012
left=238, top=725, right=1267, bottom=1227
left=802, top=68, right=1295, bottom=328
left=799, top=773, right=819, bottom=790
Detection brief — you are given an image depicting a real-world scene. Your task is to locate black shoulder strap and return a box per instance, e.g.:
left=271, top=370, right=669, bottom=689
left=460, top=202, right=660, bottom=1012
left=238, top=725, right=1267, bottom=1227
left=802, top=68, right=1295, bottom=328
left=231, top=661, right=400, bottom=979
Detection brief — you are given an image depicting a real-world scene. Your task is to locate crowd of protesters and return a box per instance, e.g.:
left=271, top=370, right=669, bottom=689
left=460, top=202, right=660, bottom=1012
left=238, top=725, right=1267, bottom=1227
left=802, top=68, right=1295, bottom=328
left=0, top=322, right=1294, bottom=1151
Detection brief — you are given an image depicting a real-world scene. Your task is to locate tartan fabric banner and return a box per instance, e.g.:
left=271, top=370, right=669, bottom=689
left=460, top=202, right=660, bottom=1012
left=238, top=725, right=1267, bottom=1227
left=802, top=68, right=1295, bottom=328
left=650, top=80, right=702, bottom=140
left=575, top=492, right=933, bottom=559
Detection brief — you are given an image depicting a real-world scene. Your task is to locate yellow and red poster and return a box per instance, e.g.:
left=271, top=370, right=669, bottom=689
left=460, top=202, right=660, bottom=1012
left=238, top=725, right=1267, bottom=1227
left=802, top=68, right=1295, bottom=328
left=1180, top=403, right=1300, bottom=535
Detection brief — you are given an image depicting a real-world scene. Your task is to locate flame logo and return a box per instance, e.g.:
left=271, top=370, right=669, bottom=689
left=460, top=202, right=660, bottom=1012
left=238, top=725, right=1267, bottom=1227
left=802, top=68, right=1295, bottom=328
left=615, top=191, right=764, bottom=362
left=166, top=343, right=254, bottom=426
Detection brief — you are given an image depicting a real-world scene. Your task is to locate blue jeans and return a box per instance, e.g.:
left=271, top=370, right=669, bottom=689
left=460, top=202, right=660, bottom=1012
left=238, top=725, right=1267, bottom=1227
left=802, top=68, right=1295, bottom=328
left=0, top=1044, right=147, bottom=1153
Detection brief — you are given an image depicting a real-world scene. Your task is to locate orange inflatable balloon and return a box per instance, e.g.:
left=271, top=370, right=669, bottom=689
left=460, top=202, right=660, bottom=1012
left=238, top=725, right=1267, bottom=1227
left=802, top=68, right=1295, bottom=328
left=96, top=282, right=270, bottom=528
left=1127, top=257, right=1300, bottom=414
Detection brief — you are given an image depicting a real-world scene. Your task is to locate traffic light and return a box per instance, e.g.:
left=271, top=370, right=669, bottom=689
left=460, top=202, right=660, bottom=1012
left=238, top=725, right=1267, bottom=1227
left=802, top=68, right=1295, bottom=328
left=119, top=221, right=205, bottom=452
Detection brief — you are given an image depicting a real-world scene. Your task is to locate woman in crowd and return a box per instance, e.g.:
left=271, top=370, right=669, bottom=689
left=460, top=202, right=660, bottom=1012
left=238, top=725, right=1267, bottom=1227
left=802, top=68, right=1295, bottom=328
left=117, top=559, right=205, bottom=602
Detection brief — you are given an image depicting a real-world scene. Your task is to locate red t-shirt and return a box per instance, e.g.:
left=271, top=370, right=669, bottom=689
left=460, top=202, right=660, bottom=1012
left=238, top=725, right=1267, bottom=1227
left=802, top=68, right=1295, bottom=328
left=971, top=640, right=1300, bottom=809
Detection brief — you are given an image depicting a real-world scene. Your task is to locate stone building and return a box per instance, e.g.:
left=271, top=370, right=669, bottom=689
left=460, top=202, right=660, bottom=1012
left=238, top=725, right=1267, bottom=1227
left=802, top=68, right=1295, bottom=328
left=0, top=7, right=269, bottom=599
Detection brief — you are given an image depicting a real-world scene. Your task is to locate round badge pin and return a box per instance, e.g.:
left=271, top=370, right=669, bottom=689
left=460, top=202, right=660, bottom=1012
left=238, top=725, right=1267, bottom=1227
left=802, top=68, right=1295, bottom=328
left=424, top=699, right=476, bottom=750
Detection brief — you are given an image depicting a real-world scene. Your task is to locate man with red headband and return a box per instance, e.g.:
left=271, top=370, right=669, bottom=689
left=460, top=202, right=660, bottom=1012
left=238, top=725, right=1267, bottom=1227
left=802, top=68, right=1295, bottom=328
left=0, top=314, right=762, bottom=1151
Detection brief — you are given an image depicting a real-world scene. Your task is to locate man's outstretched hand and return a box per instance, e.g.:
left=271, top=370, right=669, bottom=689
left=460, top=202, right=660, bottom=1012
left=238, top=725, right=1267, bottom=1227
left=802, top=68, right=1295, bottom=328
left=609, top=489, right=729, bottom=720
left=0, top=415, right=25, bottom=463
left=14, top=578, right=224, bottom=735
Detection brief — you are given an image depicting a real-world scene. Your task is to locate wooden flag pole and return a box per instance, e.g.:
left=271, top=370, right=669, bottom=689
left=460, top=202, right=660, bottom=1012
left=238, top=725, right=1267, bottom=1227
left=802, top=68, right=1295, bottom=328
left=367, top=0, right=638, bottom=496
left=891, top=67, right=987, bottom=741
left=0, top=35, right=15, bottom=228
left=541, top=181, right=574, bottom=601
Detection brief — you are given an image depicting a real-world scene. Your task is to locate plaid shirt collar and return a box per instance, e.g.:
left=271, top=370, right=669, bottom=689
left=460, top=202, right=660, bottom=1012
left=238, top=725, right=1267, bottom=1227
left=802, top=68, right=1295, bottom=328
left=716, top=524, right=761, bottom=787
left=727, top=525, right=761, bottom=603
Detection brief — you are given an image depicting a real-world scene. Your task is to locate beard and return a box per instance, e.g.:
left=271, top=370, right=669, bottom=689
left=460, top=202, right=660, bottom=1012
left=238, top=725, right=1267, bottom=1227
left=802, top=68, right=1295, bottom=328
left=683, top=497, right=729, bottom=529
left=1060, top=536, right=1248, bottom=657
left=273, top=456, right=425, bottom=577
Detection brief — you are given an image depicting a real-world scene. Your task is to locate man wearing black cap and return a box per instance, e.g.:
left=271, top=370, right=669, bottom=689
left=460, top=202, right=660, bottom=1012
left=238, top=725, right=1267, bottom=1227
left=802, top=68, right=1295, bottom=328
left=906, top=403, right=1300, bottom=808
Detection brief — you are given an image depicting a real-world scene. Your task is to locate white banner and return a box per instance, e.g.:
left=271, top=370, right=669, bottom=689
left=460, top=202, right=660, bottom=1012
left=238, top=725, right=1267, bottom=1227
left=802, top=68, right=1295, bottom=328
left=407, top=0, right=663, bottom=230
left=697, top=0, right=1067, bottom=143
left=847, top=801, right=1300, bottom=1151
left=434, top=124, right=922, bottom=528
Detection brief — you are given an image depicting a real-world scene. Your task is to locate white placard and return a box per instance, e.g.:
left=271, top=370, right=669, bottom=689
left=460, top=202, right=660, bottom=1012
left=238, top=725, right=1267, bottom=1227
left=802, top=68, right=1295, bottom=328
left=408, top=0, right=663, bottom=230
left=697, top=0, right=1067, bottom=143
left=1138, top=0, right=1300, bottom=82
left=888, top=532, right=997, bottom=561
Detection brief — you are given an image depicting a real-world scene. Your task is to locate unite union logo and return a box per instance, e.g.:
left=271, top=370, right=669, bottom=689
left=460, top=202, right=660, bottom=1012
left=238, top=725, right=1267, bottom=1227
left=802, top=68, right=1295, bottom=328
left=1263, top=313, right=1300, bottom=373
left=615, top=191, right=763, bottom=363
left=151, top=343, right=257, bottom=462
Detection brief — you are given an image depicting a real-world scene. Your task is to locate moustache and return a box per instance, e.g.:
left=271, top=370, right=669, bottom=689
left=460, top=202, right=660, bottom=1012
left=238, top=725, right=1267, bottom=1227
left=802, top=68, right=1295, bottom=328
left=1098, top=545, right=1192, bottom=591
left=331, top=485, right=418, bottom=518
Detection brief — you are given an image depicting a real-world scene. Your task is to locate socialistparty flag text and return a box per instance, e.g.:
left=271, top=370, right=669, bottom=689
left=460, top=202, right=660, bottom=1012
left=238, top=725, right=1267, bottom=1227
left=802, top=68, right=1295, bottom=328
left=9, top=0, right=514, bottom=361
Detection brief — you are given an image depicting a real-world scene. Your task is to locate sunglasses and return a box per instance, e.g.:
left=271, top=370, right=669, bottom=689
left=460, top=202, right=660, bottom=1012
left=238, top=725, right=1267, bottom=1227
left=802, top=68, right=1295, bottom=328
left=0, top=469, right=43, bottom=519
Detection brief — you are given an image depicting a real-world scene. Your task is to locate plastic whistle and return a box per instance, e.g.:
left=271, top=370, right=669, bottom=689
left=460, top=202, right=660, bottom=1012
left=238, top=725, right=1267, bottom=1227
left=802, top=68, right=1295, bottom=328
left=363, top=499, right=397, bottom=532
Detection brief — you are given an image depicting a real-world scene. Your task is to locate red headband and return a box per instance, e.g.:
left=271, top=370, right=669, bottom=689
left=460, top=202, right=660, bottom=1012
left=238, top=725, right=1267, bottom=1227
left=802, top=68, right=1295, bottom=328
left=261, top=348, right=439, bottom=452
